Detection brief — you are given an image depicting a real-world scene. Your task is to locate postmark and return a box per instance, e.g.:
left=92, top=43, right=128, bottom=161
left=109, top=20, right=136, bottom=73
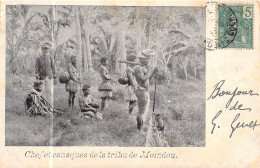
left=217, top=4, right=253, bottom=48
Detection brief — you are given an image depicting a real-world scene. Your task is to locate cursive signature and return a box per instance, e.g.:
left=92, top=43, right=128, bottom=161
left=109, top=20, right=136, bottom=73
left=230, top=113, right=260, bottom=138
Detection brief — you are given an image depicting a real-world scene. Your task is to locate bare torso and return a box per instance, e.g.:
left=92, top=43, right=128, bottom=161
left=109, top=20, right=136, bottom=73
left=134, top=65, right=150, bottom=91
left=79, top=95, right=94, bottom=109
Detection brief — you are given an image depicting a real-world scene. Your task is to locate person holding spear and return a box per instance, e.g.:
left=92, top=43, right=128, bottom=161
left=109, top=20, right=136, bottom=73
left=134, top=49, right=158, bottom=130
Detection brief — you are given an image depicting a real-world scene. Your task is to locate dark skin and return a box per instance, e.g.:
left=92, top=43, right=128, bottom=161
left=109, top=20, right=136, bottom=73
left=129, top=101, right=136, bottom=114
left=42, top=47, right=48, bottom=56
left=79, top=88, right=98, bottom=119
left=34, top=85, right=43, bottom=92
left=79, top=89, right=97, bottom=112
left=100, top=59, right=111, bottom=110
left=126, top=64, right=137, bottom=114
left=83, top=88, right=90, bottom=96
left=135, top=58, right=158, bottom=91
left=68, top=56, right=80, bottom=109
left=33, top=84, right=53, bottom=114
left=135, top=57, right=158, bottom=130
left=71, top=57, right=77, bottom=67
left=69, top=92, right=76, bottom=108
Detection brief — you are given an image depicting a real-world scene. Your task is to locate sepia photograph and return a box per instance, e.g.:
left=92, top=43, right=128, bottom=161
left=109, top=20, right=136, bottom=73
left=5, top=5, right=205, bottom=147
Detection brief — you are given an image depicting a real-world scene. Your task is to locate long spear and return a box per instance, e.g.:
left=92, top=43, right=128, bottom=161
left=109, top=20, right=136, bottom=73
left=79, top=66, right=82, bottom=95
left=118, top=60, right=142, bottom=66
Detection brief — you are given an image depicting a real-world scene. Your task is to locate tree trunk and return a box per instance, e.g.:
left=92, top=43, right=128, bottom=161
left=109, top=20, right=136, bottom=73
left=84, top=25, right=93, bottom=72
left=50, top=6, right=57, bottom=63
left=81, top=37, right=88, bottom=72
left=116, top=27, right=126, bottom=74
left=179, top=55, right=188, bottom=80
left=136, top=10, right=143, bottom=54
left=136, top=37, right=142, bottom=56
left=108, top=32, right=116, bottom=72
left=194, top=65, right=197, bottom=78
left=111, top=38, right=117, bottom=72
left=183, top=65, right=188, bottom=80
left=79, top=8, right=88, bottom=72
left=145, top=20, right=151, bottom=49
left=74, top=6, right=82, bottom=71
left=9, top=12, right=40, bottom=68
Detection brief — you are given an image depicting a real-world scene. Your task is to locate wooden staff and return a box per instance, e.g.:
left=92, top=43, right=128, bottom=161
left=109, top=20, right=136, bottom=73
left=118, top=60, right=142, bottom=66
left=79, top=66, right=82, bottom=95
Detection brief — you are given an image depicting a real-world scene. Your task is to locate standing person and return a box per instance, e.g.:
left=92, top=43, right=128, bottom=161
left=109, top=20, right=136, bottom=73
left=134, top=49, right=157, bottom=130
left=98, top=56, right=113, bottom=110
left=66, top=55, right=80, bottom=109
left=124, top=53, right=138, bottom=114
left=35, top=42, right=56, bottom=106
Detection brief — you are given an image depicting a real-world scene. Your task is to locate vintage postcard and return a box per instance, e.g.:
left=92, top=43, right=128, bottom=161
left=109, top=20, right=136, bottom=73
left=0, top=0, right=259, bottom=167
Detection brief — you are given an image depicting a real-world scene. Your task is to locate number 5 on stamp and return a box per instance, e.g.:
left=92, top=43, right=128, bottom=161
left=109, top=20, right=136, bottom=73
left=243, top=6, right=253, bottom=18
left=217, top=4, right=253, bottom=49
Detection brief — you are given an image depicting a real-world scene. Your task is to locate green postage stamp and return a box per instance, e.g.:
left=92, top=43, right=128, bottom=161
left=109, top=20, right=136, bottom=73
left=217, top=4, right=253, bottom=48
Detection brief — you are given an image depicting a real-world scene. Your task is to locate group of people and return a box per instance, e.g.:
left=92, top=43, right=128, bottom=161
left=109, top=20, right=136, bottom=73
left=25, top=42, right=158, bottom=130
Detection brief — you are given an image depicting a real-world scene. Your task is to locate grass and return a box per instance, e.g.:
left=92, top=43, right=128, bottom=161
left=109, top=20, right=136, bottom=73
left=5, top=71, right=205, bottom=147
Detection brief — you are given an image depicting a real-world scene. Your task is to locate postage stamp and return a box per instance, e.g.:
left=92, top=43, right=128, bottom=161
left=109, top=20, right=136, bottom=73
left=217, top=4, right=253, bottom=48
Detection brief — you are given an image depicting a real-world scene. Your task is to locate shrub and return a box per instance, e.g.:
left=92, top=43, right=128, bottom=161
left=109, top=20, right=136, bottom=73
left=155, top=70, right=172, bottom=84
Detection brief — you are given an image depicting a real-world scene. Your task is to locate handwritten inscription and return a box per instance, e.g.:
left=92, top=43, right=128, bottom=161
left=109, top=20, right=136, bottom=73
left=230, top=113, right=260, bottom=138
left=208, top=80, right=258, bottom=110
left=211, top=110, right=222, bottom=134
left=208, top=80, right=259, bottom=138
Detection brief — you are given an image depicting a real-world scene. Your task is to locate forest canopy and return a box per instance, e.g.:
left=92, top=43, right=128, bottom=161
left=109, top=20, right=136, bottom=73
left=6, top=5, right=205, bottom=80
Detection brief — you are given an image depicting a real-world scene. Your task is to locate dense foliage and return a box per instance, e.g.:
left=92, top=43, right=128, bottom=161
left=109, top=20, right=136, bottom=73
left=6, top=5, right=205, bottom=80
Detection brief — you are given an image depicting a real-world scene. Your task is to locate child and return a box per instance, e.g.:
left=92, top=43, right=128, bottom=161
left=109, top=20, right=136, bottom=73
left=66, top=55, right=80, bottom=109
left=79, top=84, right=101, bottom=120
left=98, top=56, right=113, bottom=110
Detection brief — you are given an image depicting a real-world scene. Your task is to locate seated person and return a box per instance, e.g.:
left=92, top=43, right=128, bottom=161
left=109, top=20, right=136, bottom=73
left=79, top=84, right=101, bottom=120
left=25, top=81, right=52, bottom=116
left=25, top=81, right=63, bottom=116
